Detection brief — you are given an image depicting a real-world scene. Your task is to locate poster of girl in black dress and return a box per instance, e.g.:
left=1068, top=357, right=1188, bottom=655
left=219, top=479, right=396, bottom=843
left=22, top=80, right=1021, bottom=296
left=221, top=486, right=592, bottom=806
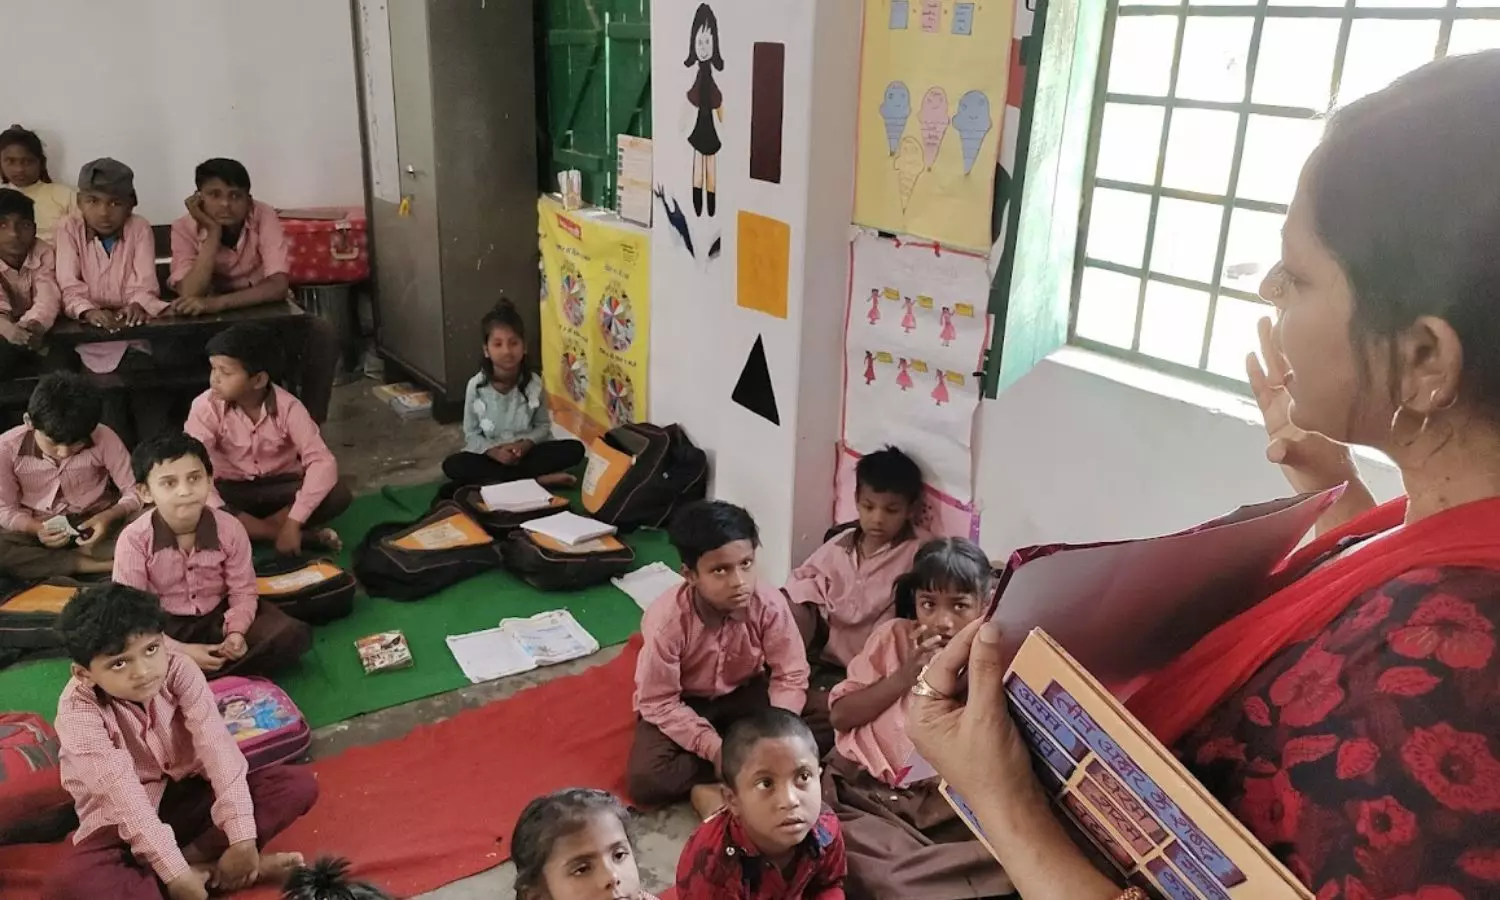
left=684, top=3, right=724, bottom=217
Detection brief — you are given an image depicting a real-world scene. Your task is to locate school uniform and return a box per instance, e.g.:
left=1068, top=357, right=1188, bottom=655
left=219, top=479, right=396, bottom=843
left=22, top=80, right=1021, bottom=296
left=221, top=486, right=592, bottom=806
left=54, top=212, right=168, bottom=375
left=43, top=651, right=317, bottom=900
left=12, top=181, right=76, bottom=243
left=626, top=582, right=810, bottom=806
left=441, top=372, right=585, bottom=486
left=0, top=239, right=65, bottom=378
left=821, top=619, right=1010, bottom=900
left=184, top=384, right=350, bottom=527
left=675, top=806, right=847, bottom=900
left=0, top=424, right=139, bottom=581
left=169, top=201, right=338, bottom=423
left=112, top=507, right=310, bottom=677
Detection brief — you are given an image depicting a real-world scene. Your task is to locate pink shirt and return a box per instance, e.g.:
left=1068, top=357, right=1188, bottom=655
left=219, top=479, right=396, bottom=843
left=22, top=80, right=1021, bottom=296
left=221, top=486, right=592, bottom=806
left=56, top=650, right=255, bottom=884
left=113, top=507, right=258, bottom=636
left=185, top=386, right=339, bottom=524
left=0, top=424, right=140, bottom=532
left=830, top=618, right=919, bottom=787
left=169, top=201, right=289, bottom=292
left=53, top=212, right=167, bottom=373
left=0, top=239, right=62, bottom=330
left=782, top=528, right=926, bottom=667
left=634, top=583, right=810, bottom=763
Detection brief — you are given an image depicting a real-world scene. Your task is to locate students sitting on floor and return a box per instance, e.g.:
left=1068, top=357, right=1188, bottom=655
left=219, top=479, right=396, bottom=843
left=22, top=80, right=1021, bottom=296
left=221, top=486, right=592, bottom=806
left=0, top=189, right=62, bottom=379
left=627, top=500, right=809, bottom=817
left=783, top=446, right=927, bottom=752
left=511, top=788, right=660, bottom=900
left=185, top=324, right=349, bottom=555
left=113, top=431, right=311, bottom=678
left=675, top=709, right=847, bottom=900
left=169, top=158, right=339, bottom=424
left=0, top=125, right=76, bottom=243
left=0, top=373, right=139, bottom=581
left=45, top=583, right=316, bottom=900
left=823, top=538, right=1009, bottom=899
left=442, top=298, right=585, bottom=489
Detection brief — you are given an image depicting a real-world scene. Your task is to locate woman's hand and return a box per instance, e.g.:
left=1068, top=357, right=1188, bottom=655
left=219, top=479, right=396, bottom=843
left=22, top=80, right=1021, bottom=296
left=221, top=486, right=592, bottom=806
left=1248, top=316, right=1360, bottom=493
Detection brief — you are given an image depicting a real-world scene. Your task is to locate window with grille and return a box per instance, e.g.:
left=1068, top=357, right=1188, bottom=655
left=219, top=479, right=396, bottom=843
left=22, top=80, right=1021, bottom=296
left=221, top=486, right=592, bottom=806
left=1069, top=1, right=1500, bottom=389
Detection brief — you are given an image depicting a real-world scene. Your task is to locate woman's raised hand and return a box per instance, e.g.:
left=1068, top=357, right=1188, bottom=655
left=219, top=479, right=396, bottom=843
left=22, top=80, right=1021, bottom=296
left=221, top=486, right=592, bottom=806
left=1247, top=316, right=1360, bottom=494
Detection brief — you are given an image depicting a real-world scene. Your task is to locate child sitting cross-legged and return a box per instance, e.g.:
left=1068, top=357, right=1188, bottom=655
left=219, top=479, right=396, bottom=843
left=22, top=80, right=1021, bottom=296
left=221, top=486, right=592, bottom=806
left=185, top=324, right=350, bottom=555
left=823, top=538, right=1010, bottom=899
left=626, top=500, right=810, bottom=818
left=44, top=583, right=317, bottom=900
left=511, top=788, right=661, bottom=900
left=113, top=431, right=312, bottom=677
left=675, top=708, right=847, bottom=899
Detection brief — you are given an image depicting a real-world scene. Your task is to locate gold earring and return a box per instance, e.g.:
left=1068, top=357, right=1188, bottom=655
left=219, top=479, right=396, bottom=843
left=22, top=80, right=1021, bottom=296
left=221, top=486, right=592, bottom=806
left=1431, top=388, right=1458, bottom=412
left=1389, top=404, right=1430, bottom=448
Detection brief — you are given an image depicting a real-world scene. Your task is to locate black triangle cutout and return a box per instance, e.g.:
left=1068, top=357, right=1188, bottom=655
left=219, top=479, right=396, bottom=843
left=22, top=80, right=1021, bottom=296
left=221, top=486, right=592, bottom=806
left=732, top=335, right=780, bottom=426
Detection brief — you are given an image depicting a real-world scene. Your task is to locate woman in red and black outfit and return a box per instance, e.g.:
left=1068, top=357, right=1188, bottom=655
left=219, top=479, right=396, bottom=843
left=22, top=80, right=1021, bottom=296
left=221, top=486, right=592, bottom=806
left=909, top=51, right=1500, bottom=900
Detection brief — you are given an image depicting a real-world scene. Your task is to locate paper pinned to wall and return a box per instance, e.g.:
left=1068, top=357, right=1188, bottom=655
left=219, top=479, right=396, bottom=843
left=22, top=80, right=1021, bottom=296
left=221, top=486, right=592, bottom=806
left=737, top=211, right=791, bottom=319
left=356, top=0, right=400, bottom=205
left=842, top=231, right=990, bottom=502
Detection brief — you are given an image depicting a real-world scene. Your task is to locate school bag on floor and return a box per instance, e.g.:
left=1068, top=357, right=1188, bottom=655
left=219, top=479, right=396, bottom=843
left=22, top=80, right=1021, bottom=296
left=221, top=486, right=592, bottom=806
left=352, top=501, right=504, bottom=601
left=452, top=484, right=570, bottom=537
left=582, top=423, right=708, bottom=530
left=500, top=530, right=636, bottom=591
left=0, top=713, right=75, bottom=845
left=210, top=676, right=311, bottom=772
left=0, top=581, right=81, bottom=671
left=255, top=558, right=358, bottom=624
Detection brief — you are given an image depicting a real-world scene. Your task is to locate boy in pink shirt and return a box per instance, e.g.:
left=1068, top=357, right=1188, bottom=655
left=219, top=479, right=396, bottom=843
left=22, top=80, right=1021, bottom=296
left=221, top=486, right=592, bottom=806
left=113, top=432, right=310, bottom=678
left=627, top=500, right=810, bottom=817
left=46, top=582, right=315, bottom=900
left=0, top=189, right=62, bottom=378
left=185, top=325, right=349, bottom=556
left=168, top=158, right=338, bottom=423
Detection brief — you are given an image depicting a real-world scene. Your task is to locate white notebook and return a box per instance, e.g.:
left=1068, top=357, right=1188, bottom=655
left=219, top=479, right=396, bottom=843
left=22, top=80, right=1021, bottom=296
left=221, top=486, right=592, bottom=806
left=521, top=511, right=617, bottom=546
left=611, top=562, right=685, bottom=611
left=479, top=479, right=556, bottom=513
left=444, top=610, right=600, bottom=683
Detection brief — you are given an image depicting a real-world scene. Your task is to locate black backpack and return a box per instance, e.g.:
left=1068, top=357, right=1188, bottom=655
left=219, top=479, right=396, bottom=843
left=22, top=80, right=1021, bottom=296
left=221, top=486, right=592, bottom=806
left=499, top=530, right=636, bottom=592
left=581, top=423, right=708, bottom=530
left=254, top=558, right=359, bottom=624
left=0, top=580, right=80, bottom=670
left=352, top=502, right=504, bottom=601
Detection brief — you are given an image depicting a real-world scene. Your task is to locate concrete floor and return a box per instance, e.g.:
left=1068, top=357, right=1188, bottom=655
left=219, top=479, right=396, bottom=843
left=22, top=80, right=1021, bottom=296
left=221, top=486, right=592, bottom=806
left=310, top=382, right=699, bottom=898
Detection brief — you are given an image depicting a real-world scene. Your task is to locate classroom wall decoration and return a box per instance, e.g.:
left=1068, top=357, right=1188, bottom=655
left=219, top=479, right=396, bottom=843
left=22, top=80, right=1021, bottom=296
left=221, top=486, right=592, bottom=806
left=737, top=211, right=792, bottom=319
left=842, top=231, right=989, bottom=503
left=749, top=42, right=786, bottom=184
left=538, top=196, right=652, bottom=441
left=854, top=0, right=1014, bottom=251
left=685, top=2, right=727, bottom=219
left=732, top=335, right=781, bottom=425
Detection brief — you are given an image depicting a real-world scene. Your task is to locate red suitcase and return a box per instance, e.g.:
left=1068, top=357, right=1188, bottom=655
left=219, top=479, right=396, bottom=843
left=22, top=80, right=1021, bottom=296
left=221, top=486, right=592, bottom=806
left=278, top=207, right=370, bottom=285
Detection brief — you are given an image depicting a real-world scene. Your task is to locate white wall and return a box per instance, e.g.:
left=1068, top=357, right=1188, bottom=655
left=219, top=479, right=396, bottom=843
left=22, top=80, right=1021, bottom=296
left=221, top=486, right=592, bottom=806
left=2, top=0, right=363, bottom=224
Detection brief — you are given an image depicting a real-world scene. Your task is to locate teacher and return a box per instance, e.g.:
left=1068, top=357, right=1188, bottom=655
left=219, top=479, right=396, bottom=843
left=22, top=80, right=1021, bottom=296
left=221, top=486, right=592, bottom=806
left=909, top=51, right=1500, bottom=900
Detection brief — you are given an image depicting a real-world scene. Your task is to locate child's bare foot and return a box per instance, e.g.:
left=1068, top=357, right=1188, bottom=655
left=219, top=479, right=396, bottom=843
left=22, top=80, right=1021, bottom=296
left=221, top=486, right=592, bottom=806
left=303, top=527, right=342, bottom=552
left=537, top=472, right=577, bottom=489
left=255, top=852, right=306, bottom=886
left=690, top=783, right=727, bottom=821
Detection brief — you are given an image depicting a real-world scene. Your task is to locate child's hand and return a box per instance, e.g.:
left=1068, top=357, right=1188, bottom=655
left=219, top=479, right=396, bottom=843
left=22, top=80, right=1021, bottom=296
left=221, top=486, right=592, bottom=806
left=37, top=524, right=74, bottom=549
left=120, top=304, right=150, bottom=328
left=75, top=513, right=111, bottom=549
left=0, top=318, right=27, bottom=347
left=170, top=296, right=217, bottom=316
left=165, top=869, right=210, bottom=900
left=213, top=840, right=260, bottom=892
left=512, top=439, right=534, bottom=459
left=184, top=643, right=226, bottom=673
left=18, top=320, right=44, bottom=349
left=486, top=443, right=521, bottom=465
left=220, top=633, right=248, bottom=660
left=82, top=309, right=118, bottom=331
left=275, top=519, right=304, bottom=556
left=184, top=193, right=220, bottom=233
left=901, top=625, right=944, bottom=683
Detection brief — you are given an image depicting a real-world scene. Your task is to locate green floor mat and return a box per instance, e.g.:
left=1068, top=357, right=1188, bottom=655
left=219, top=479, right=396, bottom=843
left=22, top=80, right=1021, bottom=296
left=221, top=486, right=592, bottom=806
left=0, top=482, right=677, bottom=729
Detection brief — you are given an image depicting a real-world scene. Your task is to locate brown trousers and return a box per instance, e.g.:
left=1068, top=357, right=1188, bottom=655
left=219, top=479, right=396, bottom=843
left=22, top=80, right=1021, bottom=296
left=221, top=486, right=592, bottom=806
left=215, top=475, right=353, bottom=526
left=163, top=598, right=311, bottom=679
left=626, top=676, right=772, bottom=807
left=0, top=531, right=114, bottom=582
left=824, top=754, right=1013, bottom=900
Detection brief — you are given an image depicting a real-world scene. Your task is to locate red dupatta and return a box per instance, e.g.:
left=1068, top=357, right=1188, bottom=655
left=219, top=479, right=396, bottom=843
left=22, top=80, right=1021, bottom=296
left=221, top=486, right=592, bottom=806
left=1129, top=494, right=1500, bottom=746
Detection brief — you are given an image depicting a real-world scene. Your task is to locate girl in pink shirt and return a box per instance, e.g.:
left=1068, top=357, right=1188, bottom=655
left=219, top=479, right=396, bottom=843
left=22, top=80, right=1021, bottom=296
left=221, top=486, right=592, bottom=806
left=511, top=789, right=660, bottom=900
left=823, top=538, right=1010, bottom=899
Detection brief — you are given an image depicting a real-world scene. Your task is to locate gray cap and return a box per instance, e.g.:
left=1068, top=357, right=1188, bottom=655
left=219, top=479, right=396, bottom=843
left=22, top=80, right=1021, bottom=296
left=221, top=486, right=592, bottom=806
left=77, top=158, right=136, bottom=201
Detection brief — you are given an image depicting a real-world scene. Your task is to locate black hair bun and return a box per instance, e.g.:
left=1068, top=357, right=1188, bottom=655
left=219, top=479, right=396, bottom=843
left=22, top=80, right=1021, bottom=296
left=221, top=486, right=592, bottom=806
left=280, top=857, right=391, bottom=900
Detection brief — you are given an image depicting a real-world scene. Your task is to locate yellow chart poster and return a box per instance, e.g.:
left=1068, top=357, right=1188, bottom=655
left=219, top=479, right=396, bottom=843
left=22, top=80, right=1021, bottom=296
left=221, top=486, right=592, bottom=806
left=853, top=0, right=1014, bottom=251
left=538, top=196, right=651, bottom=441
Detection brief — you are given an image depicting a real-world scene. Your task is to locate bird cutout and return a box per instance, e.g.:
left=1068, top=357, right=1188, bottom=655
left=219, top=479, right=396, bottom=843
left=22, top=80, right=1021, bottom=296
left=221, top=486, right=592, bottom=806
left=866, top=289, right=881, bottom=325
left=864, top=351, right=877, bottom=385
left=931, top=368, right=950, bottom=406
left=655, top=186, right=696, bottom=257
left=896, top=357, right=914, bottom=391
left=708, top=235, right=722, bottom=260
left=951, top=90, right=992, bottom=175
left=939, top=306, right=956, bottom=346
left=918, top=88, right=949, bottom=169
left=894, top=136, right=925, bottom=211
left=901, top=296, right=917, bottom=334
left=879, top=82, right=911, bottom=156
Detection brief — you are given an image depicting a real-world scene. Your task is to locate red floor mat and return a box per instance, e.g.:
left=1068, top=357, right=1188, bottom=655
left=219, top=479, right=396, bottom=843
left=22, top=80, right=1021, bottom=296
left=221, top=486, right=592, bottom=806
left=0, top=639, right=642, bottom=899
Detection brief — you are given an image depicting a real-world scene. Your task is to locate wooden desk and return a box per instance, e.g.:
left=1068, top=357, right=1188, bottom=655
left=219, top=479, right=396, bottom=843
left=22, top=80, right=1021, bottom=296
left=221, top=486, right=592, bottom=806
left=48, top=300, right=306, bottom=345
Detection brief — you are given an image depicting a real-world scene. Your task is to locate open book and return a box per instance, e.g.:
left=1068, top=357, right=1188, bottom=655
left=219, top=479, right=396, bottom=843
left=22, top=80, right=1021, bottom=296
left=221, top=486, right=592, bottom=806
left=445, top=610, right=601, bottom=683
left=943, top=629, right=1313, bottom=899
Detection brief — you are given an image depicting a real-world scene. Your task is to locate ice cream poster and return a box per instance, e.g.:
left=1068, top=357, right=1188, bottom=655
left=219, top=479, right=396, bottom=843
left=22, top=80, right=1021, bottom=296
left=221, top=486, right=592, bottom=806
left=854, top=0, right=1014, bottom=251
left=842, top=231, right=991, bottom=502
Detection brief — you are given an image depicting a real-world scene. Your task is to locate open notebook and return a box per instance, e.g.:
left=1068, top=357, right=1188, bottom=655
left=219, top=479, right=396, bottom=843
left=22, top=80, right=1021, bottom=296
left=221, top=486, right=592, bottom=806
left=445, top=610, right=601, bottom=683
left=943, top=629, right=1313, bottom=899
